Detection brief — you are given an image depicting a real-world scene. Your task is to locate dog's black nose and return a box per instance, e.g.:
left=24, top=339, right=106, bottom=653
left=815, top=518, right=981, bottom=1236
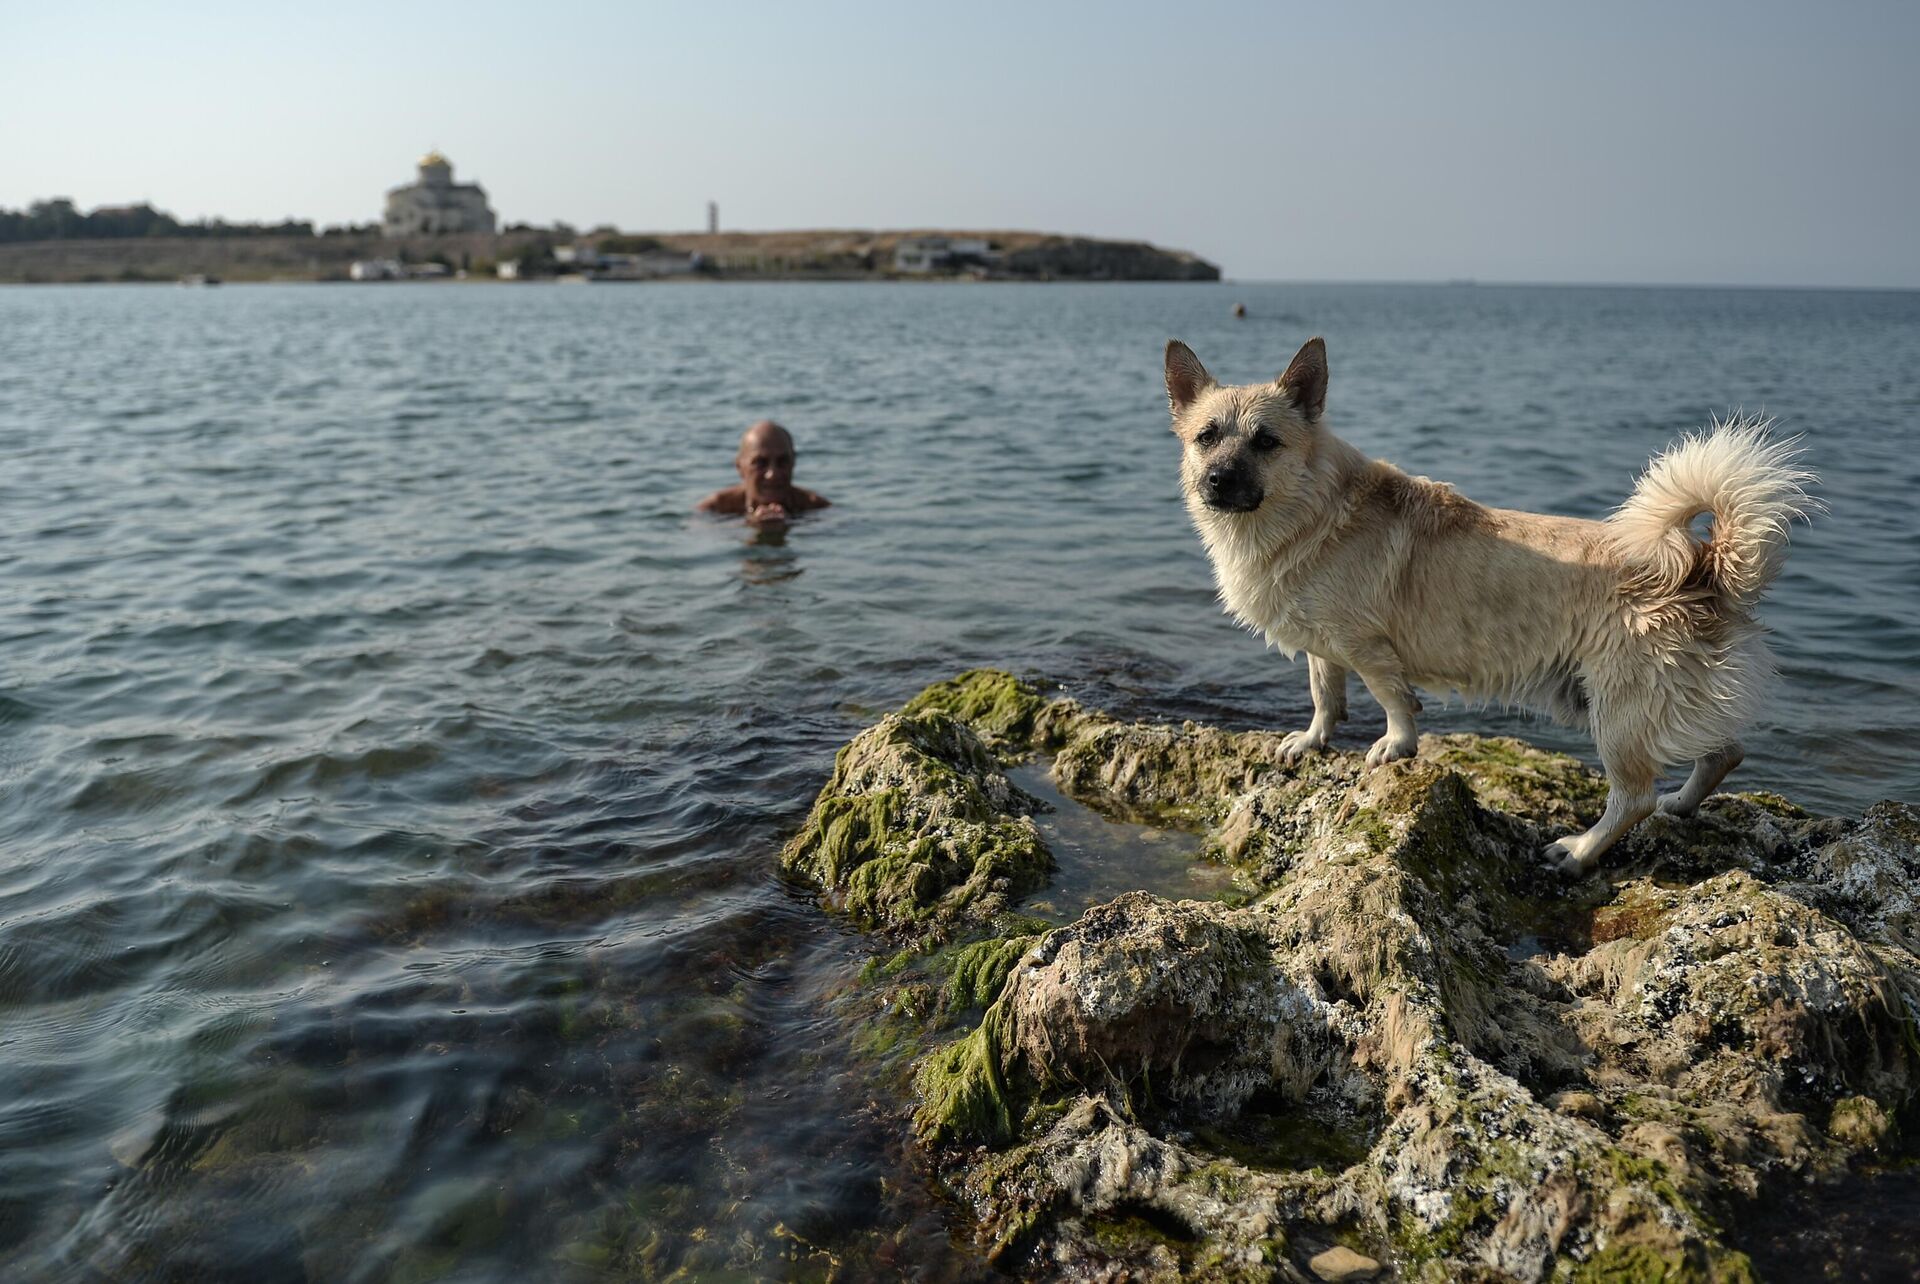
left=1203, top=466, right=1262, bottom=513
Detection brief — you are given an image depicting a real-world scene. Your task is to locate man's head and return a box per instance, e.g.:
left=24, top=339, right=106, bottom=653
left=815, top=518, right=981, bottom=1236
left=735, top=419, right=796, bottom=505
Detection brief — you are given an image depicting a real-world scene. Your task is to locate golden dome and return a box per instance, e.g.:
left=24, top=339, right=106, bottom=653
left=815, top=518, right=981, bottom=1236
left=418, top=150, right=450, bottom=169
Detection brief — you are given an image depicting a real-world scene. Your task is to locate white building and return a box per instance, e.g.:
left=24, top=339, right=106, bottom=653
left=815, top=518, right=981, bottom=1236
left=383, top=151, right=497, bottom=238
left=894, top=236, right=994, bottom=273
left=587, top=251, right=698, bottom=280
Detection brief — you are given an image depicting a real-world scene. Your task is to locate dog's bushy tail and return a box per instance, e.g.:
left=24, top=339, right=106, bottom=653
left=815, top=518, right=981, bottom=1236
left=1608, top=415, right=1817, bottom=611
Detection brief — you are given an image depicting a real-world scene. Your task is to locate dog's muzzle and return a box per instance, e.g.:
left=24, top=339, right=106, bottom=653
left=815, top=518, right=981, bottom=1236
left=1203, top=467, right=1264, bottom=513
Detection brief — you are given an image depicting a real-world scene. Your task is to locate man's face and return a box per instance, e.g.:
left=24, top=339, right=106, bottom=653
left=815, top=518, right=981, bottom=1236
left=736, top=435, right=795, bottom=501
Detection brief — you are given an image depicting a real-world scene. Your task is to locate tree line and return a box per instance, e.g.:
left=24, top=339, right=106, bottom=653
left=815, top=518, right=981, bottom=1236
left=0, top=199, right=323, bottom=243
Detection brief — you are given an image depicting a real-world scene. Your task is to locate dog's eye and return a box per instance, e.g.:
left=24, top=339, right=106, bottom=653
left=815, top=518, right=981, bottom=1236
left=1251, top=429, right=1280, bottom=452
left=1195, top=425, right=1221, bottom=448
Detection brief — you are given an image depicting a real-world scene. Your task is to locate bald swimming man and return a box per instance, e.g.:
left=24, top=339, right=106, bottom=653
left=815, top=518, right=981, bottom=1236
left=696, top=419, right=831, bottom=526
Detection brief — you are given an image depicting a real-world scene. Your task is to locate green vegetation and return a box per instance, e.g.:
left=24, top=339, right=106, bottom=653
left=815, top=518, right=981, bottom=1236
left=0, top=198, right=314, bottom=242
left=914, top=1002, right=1016, bottom=1146
left=596, top=233, right=664, bottom=254
left=778, top=710, right=1053, bottom=937
left=900, top=668, right=1061, bottom=756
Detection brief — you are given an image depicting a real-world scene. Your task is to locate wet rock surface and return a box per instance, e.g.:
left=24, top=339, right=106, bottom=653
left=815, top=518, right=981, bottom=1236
left=781, top=671, right=1920, bottom=1282
left=780, top=707, right=1053, bottom=939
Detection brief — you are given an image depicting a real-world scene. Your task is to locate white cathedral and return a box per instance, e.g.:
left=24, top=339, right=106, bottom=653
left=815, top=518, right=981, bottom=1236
left=382, top=151, right=497, bottom=238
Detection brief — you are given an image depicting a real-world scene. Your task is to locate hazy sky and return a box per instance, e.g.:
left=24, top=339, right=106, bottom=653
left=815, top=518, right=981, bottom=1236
left=4, top=1, right=1916, bottom=286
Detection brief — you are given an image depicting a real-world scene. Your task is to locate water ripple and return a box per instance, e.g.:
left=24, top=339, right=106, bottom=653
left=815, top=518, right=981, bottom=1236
left=0, top=280, right=1915, bottom=1276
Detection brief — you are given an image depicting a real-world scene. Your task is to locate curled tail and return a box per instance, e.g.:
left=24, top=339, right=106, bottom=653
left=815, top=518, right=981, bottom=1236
left=1607, top=415, right=1817, bottom=611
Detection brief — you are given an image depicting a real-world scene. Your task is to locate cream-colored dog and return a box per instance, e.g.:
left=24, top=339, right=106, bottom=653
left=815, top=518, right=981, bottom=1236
left=1164, top=337, right=1814, bottom=874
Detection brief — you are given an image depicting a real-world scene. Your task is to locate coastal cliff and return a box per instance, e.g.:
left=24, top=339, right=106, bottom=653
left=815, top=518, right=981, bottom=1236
left=782, top=671, right=1920, bottom=1282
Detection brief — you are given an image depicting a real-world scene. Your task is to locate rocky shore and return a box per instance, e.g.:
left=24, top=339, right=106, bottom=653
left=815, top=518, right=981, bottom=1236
left=782, top=671, right=1920, bottom=1282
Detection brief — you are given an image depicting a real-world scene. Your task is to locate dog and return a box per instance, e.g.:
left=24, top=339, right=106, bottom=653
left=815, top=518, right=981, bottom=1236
left=1163, top=336, right=1814, bottom=874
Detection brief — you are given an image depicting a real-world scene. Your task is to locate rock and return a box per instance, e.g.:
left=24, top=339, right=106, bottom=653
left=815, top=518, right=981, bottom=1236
left=1001, top=893, right=1324, bottom=1119
left=996, top=235, right=1221, bottom=281
left=1547, top=1090, right=1605, bottom=1121
left=797, top=671, right=1920, bottom=1282
left=1308, top=1245, right=1381, bottom=1281
left=1770, top=800, right=1920, bottom=950
left=899, top=667, right=1079, bottom=758
left=779, top=707, right=1053, bottom=940
left=1828, top=1094, right=1893, bottom=1151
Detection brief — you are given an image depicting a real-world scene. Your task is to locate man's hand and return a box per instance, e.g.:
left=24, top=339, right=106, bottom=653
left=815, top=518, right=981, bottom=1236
left=748, top=501, right=792, bottom=526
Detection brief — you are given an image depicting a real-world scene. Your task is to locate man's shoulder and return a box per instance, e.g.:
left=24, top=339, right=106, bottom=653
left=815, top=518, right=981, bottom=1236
left=697, top=486, right=747, bottom=513
left=796, top=488, right=831, bottom=510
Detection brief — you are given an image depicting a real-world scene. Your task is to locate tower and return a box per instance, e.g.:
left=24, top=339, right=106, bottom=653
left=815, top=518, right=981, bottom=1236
left=707, top=201, right=718, bottom=234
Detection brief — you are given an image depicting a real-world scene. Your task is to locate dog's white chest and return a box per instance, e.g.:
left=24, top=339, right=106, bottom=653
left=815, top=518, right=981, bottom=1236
left=1209, top=543, right=1314, bottom=657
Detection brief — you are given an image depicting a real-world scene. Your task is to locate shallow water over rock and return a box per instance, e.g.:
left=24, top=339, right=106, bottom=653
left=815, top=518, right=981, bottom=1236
left=1008, top=760, right=1240, bottom=923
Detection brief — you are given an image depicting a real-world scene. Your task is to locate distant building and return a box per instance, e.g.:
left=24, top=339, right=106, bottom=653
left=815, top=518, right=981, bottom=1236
left=894, top=236, right=994, bottom=274
left=585, top=250, right=699, bottom=280
left=707, top=201, right=718, bottom=234
left=349, top=259, right=403, bottom=281
left=383, top=151, right=497, bottom=238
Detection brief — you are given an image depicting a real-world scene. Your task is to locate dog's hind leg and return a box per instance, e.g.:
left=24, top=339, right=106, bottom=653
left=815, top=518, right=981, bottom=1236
left=1657, top=743, right=1745, bottom=817
left=1545, top=741, right=1657, bottom=876
left=1349, top=640, right=1422, bottom=769
left=1281, top=655, right=1347, bottom=763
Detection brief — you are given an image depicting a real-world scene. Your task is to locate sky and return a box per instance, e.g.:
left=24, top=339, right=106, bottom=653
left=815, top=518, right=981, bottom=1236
left=3, top=0, right=1916, bottom=286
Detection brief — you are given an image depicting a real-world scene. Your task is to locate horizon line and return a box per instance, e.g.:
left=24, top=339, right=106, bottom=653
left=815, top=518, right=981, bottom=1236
left=1223, top=277, right=1920, bottom=294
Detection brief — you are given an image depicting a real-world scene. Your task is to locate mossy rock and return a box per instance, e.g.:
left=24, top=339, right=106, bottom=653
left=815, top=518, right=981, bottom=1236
left=915, top=1001, right=1017, bottom=1146
left=900, top=668, right=1073, bottom=758
left=780, top=709, right=1054, bottom=938
left=789, top=671, right=1920, bottom=1281
left=1423, top=733, right=1607, bottom=830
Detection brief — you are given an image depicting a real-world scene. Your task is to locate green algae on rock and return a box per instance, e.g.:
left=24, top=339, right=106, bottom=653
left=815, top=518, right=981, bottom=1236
left=899, top=668, right=1077, bottom=759
left=779, top=707, right=1054, bottom=938
left=792, top=672, right=1920, bottom=1282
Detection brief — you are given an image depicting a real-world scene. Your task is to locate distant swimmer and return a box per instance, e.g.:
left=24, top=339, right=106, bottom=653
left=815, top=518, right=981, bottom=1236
left=1232, top=302, right=1247, bottom=318
left=696, top=419, right=831, bottom=526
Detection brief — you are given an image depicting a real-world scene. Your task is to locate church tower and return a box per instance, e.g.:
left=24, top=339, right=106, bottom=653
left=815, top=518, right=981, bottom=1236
left=383, top=151, right=497, bottom=238
left=417, top=151, right=453, bottom=188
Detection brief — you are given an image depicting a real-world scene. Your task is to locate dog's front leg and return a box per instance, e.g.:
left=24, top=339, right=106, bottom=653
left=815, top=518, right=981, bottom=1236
left=1350, top=640, right=1421, bottom=768
left=1280, top=655, right=1347, bottom=764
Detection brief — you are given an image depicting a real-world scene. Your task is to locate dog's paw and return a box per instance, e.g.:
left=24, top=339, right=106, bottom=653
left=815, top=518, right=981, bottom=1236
left=1655, top=790, right=1699, bottom=818
left=1364, top=732, right=1417, bottom=769
left=1543, top=838, right=1595, bottom=877
left=1279, top=726, right=1331, bottom=764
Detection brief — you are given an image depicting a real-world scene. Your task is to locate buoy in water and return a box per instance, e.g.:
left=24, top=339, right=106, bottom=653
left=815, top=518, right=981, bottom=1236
left=1232, top=302, right=1247, bottom=318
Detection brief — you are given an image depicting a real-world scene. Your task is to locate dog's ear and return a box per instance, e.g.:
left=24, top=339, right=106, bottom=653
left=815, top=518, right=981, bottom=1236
left=1165, top=341, right=1216, bottom=416
left=1279, top=337, right=1328, bottom=422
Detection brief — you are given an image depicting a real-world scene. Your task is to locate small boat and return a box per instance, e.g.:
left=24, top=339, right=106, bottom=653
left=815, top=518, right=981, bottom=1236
left=178, top=274, right=222, bottom=287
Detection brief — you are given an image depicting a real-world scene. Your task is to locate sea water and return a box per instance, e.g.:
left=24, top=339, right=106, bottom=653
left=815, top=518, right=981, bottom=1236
left=1, top=281, right=1915, bottom=1278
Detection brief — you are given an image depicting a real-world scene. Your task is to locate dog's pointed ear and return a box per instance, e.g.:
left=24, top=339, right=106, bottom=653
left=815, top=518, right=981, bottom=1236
left=1165, top=340, right=1216, bottom=416
left=1278, top=337, right=1328, bottom=422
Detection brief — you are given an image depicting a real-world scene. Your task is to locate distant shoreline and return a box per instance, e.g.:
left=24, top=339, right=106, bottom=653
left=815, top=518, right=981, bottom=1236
left=0, top=228, right=1221, bottom=286
left=5, top=277, right=1909, bottom=294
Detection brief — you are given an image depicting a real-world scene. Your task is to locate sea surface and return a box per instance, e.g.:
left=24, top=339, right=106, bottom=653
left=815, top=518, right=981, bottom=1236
left=1, top=281, right=1916, bottom=1281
